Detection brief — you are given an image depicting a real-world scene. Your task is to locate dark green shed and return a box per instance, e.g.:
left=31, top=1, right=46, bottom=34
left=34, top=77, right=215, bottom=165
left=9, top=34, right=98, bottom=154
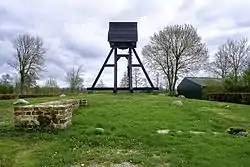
left=177, top=77, right=223, bottom=99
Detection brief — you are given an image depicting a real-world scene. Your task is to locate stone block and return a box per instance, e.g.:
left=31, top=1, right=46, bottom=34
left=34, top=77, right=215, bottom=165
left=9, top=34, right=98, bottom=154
left=13, top=99, right=82, bottom=130
left=79, top=99, right=88, bottom=106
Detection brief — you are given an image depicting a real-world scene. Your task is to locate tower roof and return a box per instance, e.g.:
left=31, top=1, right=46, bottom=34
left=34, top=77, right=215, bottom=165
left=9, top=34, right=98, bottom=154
left=108, top=22, right=138, bottom=49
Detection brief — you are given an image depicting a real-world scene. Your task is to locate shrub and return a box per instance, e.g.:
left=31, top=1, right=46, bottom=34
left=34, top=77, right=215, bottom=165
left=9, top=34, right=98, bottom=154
left=207, top=93, right=250, bottom=105
left=0, top=94, right=17, bottom=100
left=0, top=94, right=58, bottom=100
left=151, top=91, right=159, bottom=95
left=0, top=84, right=14, bottom=94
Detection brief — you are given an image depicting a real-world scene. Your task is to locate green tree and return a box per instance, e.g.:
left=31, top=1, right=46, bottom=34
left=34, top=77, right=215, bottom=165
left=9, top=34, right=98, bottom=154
left=243, top=67, right=250, bottom=86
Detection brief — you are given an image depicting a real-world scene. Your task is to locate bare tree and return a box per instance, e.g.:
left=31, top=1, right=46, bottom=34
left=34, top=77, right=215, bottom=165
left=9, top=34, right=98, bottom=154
left=142, top=65, right=167, bottom=90
left=97, top=79, right=105, bottom=87
left=25, top=71, right=38, bottom=89
left=209, top=38, right=250, bottom=80
left=132, top=68, right=142, bottom=88
left=160, top=75, right=168, bottom=90
left=152, top=71, right=167, bottom=90
left=142, top=24, right=208, bottom=94
left=120, top=71, right=129, bottom=87
left=207, top=49, right=230, bottom=78
left=152, top=72, right=161, bottom=88
left=44, top=77, right=59, bottom=95
left=140, top=77, right=150, bottom=87
left=8, top=33, right=46, bottom=94
left=45, top=77, right=58, bottom=88
left=227, top=38, right=250, bottom=80
left=0, top=74, right=13, bottom=85
left=65, top=65, right=84, bottom=92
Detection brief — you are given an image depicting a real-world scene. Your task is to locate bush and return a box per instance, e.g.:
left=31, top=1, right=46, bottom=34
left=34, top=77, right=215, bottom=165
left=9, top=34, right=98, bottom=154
left=223, top=74, right=250, bottom=92
left=151, top=91, right=159, bottom=95
left=0, top=94, right=17, bottom=100
left=0, top=84, right=14, bottom=94
left=0, top=94, right=58, bottom=100
left=207, top=93, right=250, bottom=105
left=139, top=90, right=153, bottom=93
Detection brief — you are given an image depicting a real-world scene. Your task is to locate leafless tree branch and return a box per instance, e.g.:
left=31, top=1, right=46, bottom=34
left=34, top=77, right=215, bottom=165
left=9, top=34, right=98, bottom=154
left=208, top=38, right=250, bottom=81
left=8, top=33, right=46, bottom=94
left=142, top=24, right=209, bottom=94
left=65, top=65, right=84, bottom=92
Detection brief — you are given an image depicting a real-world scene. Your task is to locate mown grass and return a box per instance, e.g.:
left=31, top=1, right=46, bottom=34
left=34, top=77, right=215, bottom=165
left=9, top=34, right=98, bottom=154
left=0, top=93, right=250, bottom=167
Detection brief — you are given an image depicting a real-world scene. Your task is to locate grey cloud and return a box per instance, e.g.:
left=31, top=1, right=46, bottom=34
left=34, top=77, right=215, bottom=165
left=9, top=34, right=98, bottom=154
left=204, top=31, right=250, bottom=58
left=210, top=33, right=249, bottom=44
left=194, top=12, right=220, bottom=26
left=0, top=0, right=138, bottom=87
left=235, top=19, right=250, bottom=29
left=0, top=40, right=15, bottom=66
left=178, top=0, right=195, bottom=10
left=62, top=40, right=104, bottom=60
left=193, top=1, right=250, bottom=30
left=0, top=54, right=10, bottom=67
left=205, top=35, right=229, bottom=48
left=44, top=50, right=79, bottom=75
left=39, top=63, right=66, bottom=80
left=1, top=0, right=250, bottom=87
left=110, top=1, right=159, bottom=21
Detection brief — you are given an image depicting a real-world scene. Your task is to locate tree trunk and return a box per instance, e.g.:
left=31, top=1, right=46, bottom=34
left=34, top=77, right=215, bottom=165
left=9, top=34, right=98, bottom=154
left=168, top=84, right=172, bottom=95
left=168, top=78, right=175, bottom=96
left=170, top=86, right=175, bottom=96
left=20, top=75, right=24, bottom=95
left=172, top=62, right=179, bottom=96
left=172, top=78, right=178, bottom=96
left=234, top=69, right=238, bottom=84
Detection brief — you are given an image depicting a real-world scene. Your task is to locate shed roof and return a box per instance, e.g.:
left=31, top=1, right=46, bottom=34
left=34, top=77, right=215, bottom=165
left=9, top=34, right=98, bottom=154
left=185, top=77, right=223, bottom=87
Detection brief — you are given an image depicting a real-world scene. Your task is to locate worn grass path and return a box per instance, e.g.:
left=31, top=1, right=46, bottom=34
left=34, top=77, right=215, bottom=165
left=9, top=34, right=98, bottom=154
left=0, top=93, right=250, bottom=167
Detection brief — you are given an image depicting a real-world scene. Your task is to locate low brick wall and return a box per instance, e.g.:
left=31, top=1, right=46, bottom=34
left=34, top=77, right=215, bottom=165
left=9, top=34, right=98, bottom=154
left=79, top=99, right=88, bottom=106
left=13, top=99, right=82, bottom=130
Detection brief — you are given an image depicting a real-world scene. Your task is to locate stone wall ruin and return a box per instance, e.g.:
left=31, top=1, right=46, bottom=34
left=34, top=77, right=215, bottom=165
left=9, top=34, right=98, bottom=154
left=13, top=99, right=86, bottom=130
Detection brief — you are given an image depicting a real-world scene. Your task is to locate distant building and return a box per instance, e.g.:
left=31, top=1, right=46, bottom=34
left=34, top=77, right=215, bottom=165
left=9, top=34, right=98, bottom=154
left=177, top=77, right=223, bottom=99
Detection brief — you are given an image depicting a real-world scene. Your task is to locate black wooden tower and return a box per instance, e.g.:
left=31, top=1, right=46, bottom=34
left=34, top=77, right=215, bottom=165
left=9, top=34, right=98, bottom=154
left=87, top=22, right=158, bottom=93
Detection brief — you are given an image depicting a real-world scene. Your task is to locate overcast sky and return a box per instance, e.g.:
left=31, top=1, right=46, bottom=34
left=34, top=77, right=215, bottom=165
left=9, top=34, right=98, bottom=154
left=1, top=0, right=250, bottom=87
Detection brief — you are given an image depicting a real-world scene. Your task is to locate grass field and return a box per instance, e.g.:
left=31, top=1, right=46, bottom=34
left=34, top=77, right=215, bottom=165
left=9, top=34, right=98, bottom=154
left=0, top=93, right=250, bottom=167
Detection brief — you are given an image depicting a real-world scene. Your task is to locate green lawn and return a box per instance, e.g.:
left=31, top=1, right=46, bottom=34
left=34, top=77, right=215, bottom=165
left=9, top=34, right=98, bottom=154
left=0, top=93, right=250, bottom=167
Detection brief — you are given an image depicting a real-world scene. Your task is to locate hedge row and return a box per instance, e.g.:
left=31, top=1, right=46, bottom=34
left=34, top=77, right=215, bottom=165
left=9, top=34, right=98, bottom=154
left=0, top=85, right=14, bottom=94
left=0, top=94, right=59, bottom=100
left=207, top=93, right=250, bottom=104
